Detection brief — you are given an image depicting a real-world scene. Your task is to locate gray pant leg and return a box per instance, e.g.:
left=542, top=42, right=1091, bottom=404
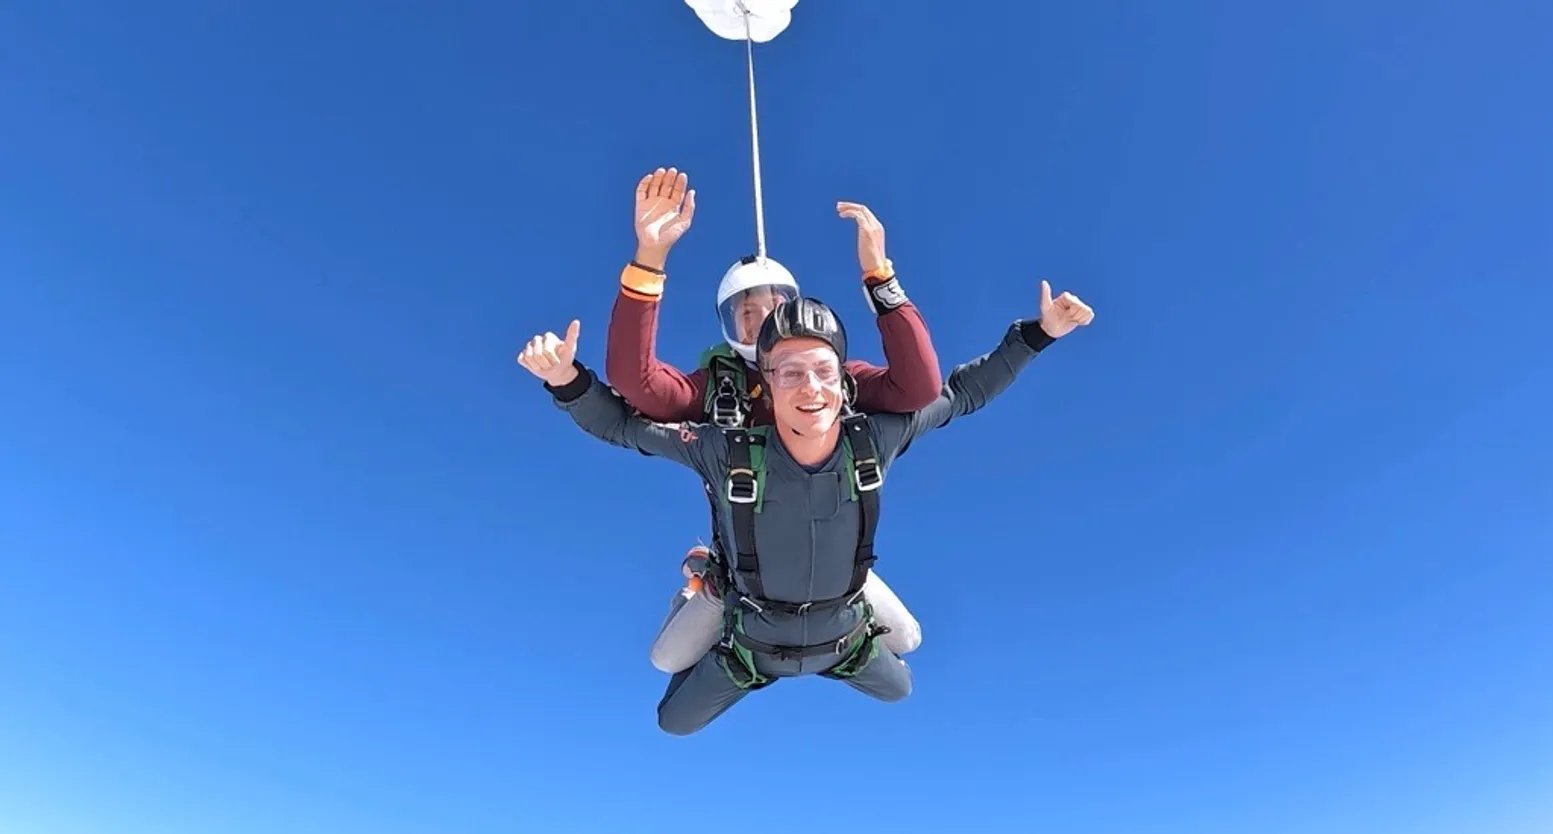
left=650, top=586, right=725, bottom=674
left=834, top=644, right=913, bottom=703
left=656, top=651, right=756, bottom=736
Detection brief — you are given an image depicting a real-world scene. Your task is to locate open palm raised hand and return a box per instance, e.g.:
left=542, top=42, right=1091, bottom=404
left=635, top=167, right=697, bottom=256
left=837, top=201, right=888, bottom=275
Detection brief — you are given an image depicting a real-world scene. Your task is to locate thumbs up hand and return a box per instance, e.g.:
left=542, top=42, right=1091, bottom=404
left=518, top=319, right=582, bottom=387
left=1037, top=280, right=1095, bottom=339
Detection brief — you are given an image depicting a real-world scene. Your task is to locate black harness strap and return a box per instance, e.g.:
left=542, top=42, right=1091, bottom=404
left=700, top=481, right=730, bottom=596
left=700, top=353, right=751, bottom=593
left=725, top=428, right=766, bottom=601
left=722, top=416, right=882, bottom=613
left=843, top=413, right=882, bottom=596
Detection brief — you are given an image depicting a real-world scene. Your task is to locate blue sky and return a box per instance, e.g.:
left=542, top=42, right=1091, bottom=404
left=2, top=1, right=1551, bottom=832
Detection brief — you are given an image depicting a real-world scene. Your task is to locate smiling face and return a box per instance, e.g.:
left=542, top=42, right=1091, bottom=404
left=761, top=336, right=846, bottom=436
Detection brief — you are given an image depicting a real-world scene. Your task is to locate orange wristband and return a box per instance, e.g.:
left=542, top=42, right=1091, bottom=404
left=862, top=259, right=896, bottom=285
left=620, top=261, right=666, bottom=300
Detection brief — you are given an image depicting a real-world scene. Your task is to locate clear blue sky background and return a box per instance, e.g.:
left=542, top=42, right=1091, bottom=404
left=2, top=1, right=1550, bottom=832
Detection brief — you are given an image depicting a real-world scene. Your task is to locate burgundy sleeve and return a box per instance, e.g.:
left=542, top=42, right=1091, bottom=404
left=604, top=263, right=710, bottom=424
left=849, top=294, right=944, bottom=413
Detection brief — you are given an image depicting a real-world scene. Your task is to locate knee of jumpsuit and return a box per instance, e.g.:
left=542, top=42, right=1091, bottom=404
left=657, top=706, right=701, bottom=737
left=855, top=648, right=914, bottom=703
left=655, top=656, right=743, bottom=737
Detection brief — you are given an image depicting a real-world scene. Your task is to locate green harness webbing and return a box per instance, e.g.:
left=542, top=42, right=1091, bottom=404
left=716, top=600, right=882, bottom=690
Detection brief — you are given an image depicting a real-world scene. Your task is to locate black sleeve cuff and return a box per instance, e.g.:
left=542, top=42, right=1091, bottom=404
left=543, top=361, right=594, bottom=402
left=1017, top=319, right=1057, bottom=354
left=863, top=276, right=910, bottom=316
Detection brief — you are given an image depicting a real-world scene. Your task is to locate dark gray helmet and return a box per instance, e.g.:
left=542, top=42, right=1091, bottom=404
left=755, top=296, right=848, bottom=367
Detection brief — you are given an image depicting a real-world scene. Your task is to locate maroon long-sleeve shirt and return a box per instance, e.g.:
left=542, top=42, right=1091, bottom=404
left=606, top=261, right=943, bottom=425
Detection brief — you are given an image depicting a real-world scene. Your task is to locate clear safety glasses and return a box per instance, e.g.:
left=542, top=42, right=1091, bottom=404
left=761, top=348, right=843, bottom=390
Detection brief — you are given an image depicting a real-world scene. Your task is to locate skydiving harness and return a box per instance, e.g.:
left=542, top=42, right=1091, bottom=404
left=698, top=343, right=752, bottom=430
left=707, top=416, right=892, bottom=690
left=692, top=342, right=753, bottom=603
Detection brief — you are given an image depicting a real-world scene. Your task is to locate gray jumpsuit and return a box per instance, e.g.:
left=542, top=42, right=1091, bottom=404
left=545, top=320, right=1055, bottom=735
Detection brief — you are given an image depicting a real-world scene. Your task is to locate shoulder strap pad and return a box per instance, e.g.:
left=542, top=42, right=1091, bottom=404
left=697, top=341, right=738, bottom=367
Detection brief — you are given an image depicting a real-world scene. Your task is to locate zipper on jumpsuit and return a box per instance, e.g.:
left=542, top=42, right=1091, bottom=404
left=798, top=516, right=816, bottom=673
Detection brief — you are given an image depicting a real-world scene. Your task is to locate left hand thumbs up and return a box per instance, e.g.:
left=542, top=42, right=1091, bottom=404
left=1038, top=280, right=1095, bottom=339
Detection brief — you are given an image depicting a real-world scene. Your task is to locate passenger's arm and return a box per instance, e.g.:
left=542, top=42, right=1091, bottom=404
left=602, top=166, right=710, bottom=424
left=834, top=202, right=943, bottom=413
left=869, top=281, right=1096, bottom=461
left=545, top=361, right=724, bottom=478
left=519, top=316, right=724, bottom=478
left=605, top=262, right=711, bottom=423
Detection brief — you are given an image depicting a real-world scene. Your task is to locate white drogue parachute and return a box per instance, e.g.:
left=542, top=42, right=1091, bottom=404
left=685, top=0, right=797, bottom=43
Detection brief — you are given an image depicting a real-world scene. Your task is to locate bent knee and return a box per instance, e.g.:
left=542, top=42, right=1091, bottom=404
left=650, top=645, right=700, bottom=675
left=888, top=624, right=922, bottom=655
left=868, top=655, right=914, bottom=703
left=656, top=704, right=706, bottom=737
left=880, top=675, right=912, bottom=703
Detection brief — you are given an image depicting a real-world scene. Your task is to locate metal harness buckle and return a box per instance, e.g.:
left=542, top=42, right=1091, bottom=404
left=853, top=456, right=882, bottom=492
left=727, top=468, right=757, bottom=504
left=710, top=376, right=744, bottom=428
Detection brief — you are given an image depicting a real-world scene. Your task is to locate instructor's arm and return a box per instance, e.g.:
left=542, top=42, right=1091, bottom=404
left=837, top=202, right=944, bottom=413
left=604, top=167, right=709, bottom=423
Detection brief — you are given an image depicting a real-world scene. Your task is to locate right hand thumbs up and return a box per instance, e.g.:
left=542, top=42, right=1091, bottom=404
left=518, top=319, right=582, bottom=387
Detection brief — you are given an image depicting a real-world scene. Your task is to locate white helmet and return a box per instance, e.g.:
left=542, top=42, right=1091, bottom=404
left=716, top=255, right=800, bottom=363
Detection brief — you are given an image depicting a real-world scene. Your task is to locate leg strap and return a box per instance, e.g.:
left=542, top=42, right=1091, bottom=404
left=820, top=621, right=888, bottom=680
left=713, top=606, right=774, bottom=691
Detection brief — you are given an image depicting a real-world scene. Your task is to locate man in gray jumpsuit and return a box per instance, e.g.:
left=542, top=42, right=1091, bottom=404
left=517, top=281, right=1095, bottom=735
